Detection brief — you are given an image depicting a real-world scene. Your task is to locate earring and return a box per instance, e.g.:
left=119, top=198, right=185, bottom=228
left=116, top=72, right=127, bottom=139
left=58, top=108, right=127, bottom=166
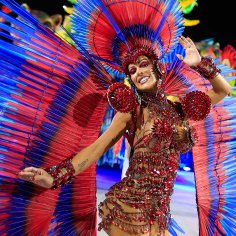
left=127, top=77, right=142, bottom=105
left=134, top=87, right=142, bottom=105
left=151, top=60, right=167, bottom=98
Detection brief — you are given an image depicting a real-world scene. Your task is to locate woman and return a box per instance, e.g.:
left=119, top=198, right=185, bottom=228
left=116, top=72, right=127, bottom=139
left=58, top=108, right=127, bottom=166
left=18, top=36, right=231, bottom=235
left=0, top=0, right=235, bottom=235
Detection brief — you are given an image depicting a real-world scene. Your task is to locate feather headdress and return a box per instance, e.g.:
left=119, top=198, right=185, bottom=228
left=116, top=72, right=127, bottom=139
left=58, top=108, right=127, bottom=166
left=71, top=0, right=184, bottom=75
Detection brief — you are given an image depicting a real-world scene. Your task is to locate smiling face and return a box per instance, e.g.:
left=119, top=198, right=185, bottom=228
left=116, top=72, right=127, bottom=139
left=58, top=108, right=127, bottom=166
left=128, top=55, right=159, bottom=94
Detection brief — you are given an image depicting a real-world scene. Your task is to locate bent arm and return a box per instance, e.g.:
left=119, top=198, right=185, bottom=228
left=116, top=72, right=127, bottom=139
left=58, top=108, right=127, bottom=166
left=72, top=112, right=132, bottom=175
left=205, top=74, right=231, bottom=106
left=176, top=36, right=231, bottom=106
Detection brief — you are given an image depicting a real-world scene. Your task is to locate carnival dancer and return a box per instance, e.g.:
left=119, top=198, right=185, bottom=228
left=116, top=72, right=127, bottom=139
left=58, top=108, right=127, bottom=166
left=0, top=0, right=236, bottom=235
left=17, top=37, right=231, bottom=236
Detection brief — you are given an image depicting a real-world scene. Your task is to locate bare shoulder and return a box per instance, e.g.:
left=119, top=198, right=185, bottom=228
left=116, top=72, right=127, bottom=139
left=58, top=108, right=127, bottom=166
left=112, top=111, right=133, bottom=124
left=112, top=104, right=142, bottom=127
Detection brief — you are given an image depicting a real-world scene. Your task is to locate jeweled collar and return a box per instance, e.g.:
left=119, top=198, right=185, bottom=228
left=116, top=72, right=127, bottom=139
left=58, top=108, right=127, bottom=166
left=141, top=91, right=167, bottom=106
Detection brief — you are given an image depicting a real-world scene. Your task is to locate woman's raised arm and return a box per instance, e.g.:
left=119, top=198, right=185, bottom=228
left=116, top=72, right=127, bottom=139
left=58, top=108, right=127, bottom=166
left=18, top=112, right=132, bottom=189
left=177, top=36, right=231, bottom=106
left=204, top=74, right=231, bottom=106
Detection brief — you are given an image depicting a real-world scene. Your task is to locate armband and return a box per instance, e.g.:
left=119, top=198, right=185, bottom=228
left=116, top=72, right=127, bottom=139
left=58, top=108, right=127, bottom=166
left=107, top=83, right=137, bottom=113
left=182, top=91, right=211, bottom=121
left=45, top=158, right=75, bottom=190
left=191, top=56, right=221, bottom=80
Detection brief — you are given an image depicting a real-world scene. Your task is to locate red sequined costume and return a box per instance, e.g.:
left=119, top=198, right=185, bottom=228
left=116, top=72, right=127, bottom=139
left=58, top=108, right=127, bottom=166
left=0, top=1, right=235, bottom=236
left=99, top=82, right=200, bottom=234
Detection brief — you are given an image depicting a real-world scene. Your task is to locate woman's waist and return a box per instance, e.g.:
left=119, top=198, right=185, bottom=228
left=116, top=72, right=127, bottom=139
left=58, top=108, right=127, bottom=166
left=126, top=150, right=180, bottom=177
left=133, top=136, right=179, bottom=153
left=108, top=175, right=176, bottom=199
left=133, top=147, right=177, bottom=156
left=131, top=149, right=179, bottom=164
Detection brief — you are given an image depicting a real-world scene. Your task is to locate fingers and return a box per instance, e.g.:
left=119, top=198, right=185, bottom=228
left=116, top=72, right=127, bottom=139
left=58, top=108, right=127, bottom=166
left=186, top=37, right=195, bottom=46
left=177, top=36, right=194, bottom=49
left=21, top=167, right=43, bottom=175
left=175, top=126, right=188, bottom=141
left=17, top=171, right=35, bottom=181
left=177, top=36, right=188, bottom=49
left=17, top=167, right=43, bottom=182
left=176, top=54, right=184, bottom=61
left=17, top=168, right=53, bottom=189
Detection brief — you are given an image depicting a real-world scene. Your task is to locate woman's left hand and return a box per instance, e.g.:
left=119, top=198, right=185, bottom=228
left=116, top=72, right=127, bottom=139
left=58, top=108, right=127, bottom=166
left=176, top=36, right=201, bottom=67
left=175, top=125, right=188, bottom=142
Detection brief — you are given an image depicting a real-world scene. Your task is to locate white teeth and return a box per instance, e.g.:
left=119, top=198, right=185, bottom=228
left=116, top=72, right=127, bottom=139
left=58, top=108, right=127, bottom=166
left=139, top=76, right=149, bottom=84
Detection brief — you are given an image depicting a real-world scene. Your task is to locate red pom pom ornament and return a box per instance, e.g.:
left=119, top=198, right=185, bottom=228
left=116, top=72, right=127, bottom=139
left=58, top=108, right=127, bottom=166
left=107, top=83, right=137, bottom=113
left=182, top=91, right=211, bottom=121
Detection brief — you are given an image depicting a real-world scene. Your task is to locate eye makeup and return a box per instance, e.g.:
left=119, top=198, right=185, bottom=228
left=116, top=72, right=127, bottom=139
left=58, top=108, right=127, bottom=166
left=129, top=59, right=150, bottom=75
left=139, top=60, right=149, bottom=67
left=129, top=67, right=137, bottom=75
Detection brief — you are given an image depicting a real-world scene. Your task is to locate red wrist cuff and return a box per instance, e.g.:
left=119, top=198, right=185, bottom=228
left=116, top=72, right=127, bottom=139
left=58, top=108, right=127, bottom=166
left=45, top=158, right=75, bottom=190
left=191, top=56, right=221, bottom=80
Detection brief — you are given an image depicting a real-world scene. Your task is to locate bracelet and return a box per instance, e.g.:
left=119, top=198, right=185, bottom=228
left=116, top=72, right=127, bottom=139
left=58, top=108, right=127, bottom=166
left=191, top=56, right=221, bottom=80
left=45, top=158, right=75, bottom=190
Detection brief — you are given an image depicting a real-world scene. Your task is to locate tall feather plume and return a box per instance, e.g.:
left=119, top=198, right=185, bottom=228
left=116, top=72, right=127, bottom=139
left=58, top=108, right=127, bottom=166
left=151, top=0, right=177, bottom=49
left=96, top=0, right=130, bottom=51
left=70, top=0, right=185, bottom=76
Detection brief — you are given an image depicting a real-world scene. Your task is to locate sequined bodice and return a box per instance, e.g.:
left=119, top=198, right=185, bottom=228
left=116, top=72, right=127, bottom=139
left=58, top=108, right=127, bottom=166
left=133, top=93, right=184, bottom=154
left=123, top=95, right=182, bottom=209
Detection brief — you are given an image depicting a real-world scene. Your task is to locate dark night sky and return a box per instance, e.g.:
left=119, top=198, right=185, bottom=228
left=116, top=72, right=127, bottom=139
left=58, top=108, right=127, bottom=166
left=14, top=0, right=235, bottom=49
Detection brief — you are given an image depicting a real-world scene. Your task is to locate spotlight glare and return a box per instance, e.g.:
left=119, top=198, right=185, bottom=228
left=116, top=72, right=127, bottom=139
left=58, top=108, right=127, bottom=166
left=183, top=166, right=191, bottom=171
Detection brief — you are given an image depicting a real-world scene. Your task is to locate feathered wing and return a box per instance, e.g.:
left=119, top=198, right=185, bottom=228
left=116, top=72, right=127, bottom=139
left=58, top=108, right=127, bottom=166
left=0, top=0, right=114, bottom=235
left=172, top=53, right=236, bottom=235
left=189, top=63, right=236, bottom=236
left=162, top=46, right=236, bottom=235
left=70, top=0, right=236, bottom=235
left=192, top=96, right=236, bottom=236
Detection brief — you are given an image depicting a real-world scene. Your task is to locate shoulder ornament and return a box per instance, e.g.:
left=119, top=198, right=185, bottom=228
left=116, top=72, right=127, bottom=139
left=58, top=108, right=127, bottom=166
left=107, top=83, right=137, bottom=113
left=182, top=91, right=211, bottom=121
